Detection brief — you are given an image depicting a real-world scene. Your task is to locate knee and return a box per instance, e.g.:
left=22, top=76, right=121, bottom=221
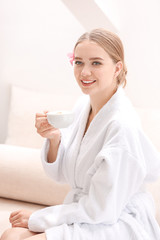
left=1, top=228, right=20, bottom=240
left=1, top=228, right=12, bottom=240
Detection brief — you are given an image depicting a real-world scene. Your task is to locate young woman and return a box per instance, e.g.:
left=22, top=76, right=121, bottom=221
left=1, top=28, right=160, bottom=240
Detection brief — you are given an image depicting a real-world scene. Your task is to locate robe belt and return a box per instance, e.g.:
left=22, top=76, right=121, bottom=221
left=64, top=187, right=85, bottom=203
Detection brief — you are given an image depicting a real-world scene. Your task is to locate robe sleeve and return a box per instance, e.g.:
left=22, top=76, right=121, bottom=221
left=28, top=146, right=146, bottom=232
left=41, top=133, right=66, bottom=183
left=41, top=95, right=89, bottom=183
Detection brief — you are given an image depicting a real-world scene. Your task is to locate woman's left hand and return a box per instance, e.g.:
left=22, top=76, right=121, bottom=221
left=9, top=209, right=33, bottom=228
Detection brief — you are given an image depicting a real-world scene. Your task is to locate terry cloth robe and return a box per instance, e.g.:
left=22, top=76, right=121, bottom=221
left=28, top=86, right=160, bottom=240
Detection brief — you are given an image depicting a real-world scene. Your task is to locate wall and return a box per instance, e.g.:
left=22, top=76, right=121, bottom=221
left=1, top=0, right=160, bottom=143
left=95, top=0, right=160, bottom=108
left=0, top=0, right=86, bottom=143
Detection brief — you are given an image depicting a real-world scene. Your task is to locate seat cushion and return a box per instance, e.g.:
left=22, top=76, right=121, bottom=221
left=0, top=144, right=70, bottom=205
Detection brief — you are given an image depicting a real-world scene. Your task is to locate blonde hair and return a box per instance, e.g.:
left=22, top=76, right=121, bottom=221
left=74, top=28, right=127, bottom=87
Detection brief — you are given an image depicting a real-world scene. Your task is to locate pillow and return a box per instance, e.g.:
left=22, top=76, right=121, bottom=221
left=0, top=144, right=70, bottom=205
left=5, top=85, right=80, bottom=148
left=135, top=107, right=160, bottom=152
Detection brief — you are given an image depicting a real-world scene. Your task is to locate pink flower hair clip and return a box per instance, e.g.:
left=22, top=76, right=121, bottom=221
left=67, top=52, right=74, bottom=66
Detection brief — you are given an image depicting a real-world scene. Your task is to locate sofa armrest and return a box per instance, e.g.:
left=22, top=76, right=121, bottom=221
left=0, top=144, right=70, bottom=205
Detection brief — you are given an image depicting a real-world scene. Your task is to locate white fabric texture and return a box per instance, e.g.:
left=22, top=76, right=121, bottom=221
left=28, top=87, right=160, bottom=239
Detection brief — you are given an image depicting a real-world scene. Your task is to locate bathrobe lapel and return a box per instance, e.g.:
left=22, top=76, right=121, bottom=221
left=64, top=98, right=91, bottom=187
left=64, top=89, right=122, bottom=187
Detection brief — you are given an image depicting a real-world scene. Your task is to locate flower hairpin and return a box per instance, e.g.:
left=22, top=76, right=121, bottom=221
left=67, top=52, right=74, bottom=66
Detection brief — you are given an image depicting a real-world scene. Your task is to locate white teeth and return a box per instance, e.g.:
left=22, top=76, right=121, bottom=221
left=82, top=80, right=95, bottom=84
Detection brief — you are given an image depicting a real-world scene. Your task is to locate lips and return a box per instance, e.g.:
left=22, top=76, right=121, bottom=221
left=81, top=79, right=96, bottom=86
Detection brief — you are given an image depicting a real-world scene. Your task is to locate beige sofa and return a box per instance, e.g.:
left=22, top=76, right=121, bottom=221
left=0, top=85, right=160, bottom=235
left=0, top=144, right=70, bottom=235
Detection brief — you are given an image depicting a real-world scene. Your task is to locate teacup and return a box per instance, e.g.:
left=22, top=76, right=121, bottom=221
left=47, top=111, right=74, bottom=128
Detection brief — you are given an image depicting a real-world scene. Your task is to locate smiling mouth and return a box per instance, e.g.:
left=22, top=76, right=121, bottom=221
left=81, top=80, right=96, bottom=86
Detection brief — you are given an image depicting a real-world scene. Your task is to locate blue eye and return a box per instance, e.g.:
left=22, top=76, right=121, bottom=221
left=75, top=61, right=82, bottom=65
left=92, top=61, right=101, bottom=65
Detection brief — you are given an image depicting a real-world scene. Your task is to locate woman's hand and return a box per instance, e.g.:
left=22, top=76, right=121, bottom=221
left=35, top=111, right=61, bottom=163
left=9, top=209, right=33, bottom=228
left=35, top=112, right=60, bottom=140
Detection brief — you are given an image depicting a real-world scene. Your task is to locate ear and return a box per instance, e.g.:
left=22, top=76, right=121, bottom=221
left=114, top=61, right=123, bottom=78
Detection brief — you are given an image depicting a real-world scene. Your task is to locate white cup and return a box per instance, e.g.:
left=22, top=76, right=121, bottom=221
left=47, top=111, right=74, bottom=128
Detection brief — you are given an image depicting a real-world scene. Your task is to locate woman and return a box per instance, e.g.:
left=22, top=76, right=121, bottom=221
left=1, top=28, right=160, bottom=240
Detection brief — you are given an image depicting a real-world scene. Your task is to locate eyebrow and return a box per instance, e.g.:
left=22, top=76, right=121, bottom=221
left=74, top=57, right=104, bottom=61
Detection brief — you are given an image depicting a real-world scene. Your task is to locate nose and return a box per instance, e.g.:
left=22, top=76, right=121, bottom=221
left=81, top=65, right=92, bottom=77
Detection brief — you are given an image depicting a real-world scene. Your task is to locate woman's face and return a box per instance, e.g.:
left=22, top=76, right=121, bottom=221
left=74, top=40, right=122, bottom=97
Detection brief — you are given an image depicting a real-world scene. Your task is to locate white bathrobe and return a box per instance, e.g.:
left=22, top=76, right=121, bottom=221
left=28, top=87, right=160, bottom=239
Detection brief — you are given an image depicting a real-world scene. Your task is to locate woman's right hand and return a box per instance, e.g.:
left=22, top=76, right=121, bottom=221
left=35, top=112, right=60, bottom=140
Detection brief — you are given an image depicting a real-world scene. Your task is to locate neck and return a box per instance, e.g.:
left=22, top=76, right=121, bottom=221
left=89, top=87, right=117, bottom=117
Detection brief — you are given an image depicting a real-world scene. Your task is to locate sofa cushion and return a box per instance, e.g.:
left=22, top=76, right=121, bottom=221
left=5, top=85, right=79, bottom=148
left=0, top=144, right=70, bottom=205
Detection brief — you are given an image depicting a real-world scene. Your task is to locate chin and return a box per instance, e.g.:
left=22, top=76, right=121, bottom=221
left=80, top=88, right=93, bottom=95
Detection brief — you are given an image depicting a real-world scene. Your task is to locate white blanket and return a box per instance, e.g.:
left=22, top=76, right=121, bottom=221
left=28, top=87, right=160, bottom=239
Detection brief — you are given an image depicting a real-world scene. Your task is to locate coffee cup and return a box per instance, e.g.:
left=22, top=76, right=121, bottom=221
left=47, top=111, right=74, bottom=128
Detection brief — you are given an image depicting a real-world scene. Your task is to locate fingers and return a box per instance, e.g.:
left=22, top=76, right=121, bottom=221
left=9, top=210, right=32, bottom=228
left=35, top=113, right=50, bottom=132
left=38, top=125, right=55, bottom=135
left=35, top=110, right=49, bottom=118
left=36, top=118, right=54, bottom=134
left=9, top=210, right=22, bottom=227
left=39, top=128, right=59, bottom=139
left=43, top=110, right=49, bottom=114
left=35, top=112, right=47, bottom=118
left=35, top=117, right=48, bottom=129
left=9, top=210, right=19, bottom=220
left=35, top=111, right=58, bottom=139
left=10, top=210, right=19, bottom=218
